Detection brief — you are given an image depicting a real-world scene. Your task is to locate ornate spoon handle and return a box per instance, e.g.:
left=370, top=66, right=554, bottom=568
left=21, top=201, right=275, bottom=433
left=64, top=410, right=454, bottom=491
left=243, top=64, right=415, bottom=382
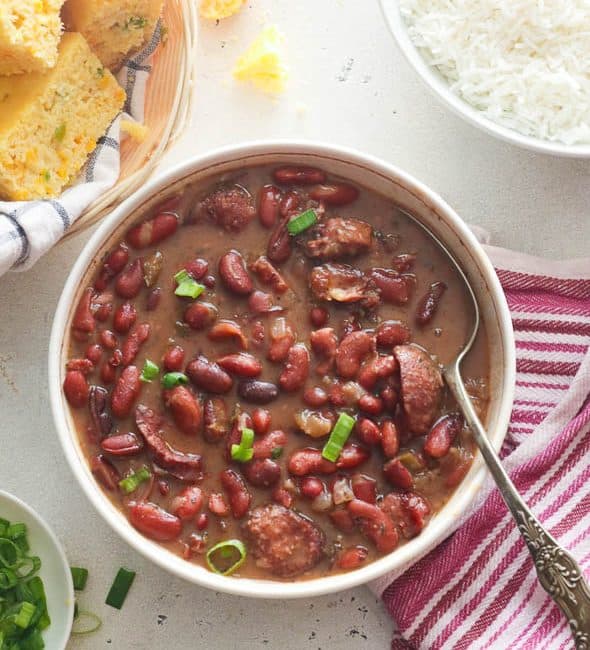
left=445, top=364, right=590, bottom=649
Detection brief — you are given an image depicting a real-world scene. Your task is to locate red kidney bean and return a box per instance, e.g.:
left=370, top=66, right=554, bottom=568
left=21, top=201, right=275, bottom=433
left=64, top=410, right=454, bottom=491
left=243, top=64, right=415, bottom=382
left=66, top=358, right=94, bottom=374
left=100, top=330, right=118, bottom=350
left=355, top=418, right=381, bottom=446
left=164, top=386, right=202, bottom=436
left=358, top=394, right=384, bottom=415
left=163, top=345, right=185, bottom=372
left=146, top=287, right=162, bottom=311
left=383, top=458, right=413, bottom=489
left=272, top=486, right=294, bottom=508
left=248, top=291, right=276, bottom=315
left=381, top=420, right=400, bottom=458
left=328, top=382, right=346, bottom=407
left=85, top=343, right=103, bottom=364
left=303, top=386, right=328, bottom=408
left=336, top=443, right=369, bottom=470
left=330, top=508, right=355, bottom=533
left=335, top=331, right=374, bottom=379
left=186, top=355, right=233, bottom=394
left=108, top=349, right=123, bottom=368
left=72, top=288, right=96, bottom=339
left=380, top=384, right=398, bottom=411
left=370, top=268, right=411, bottom=304
left=90, top=454, right=119, bottom=491
left=337, top=545, right=369, bottom=570
left=253, top=429, right=287, bottom=459
left=237, top=380, right=279, bottom=404
left=170, top=485, right=203, bottom=521
left=220, top=469, right=251, bottom=519
left=300, top=476, right=324, bottom=499
left=267, top=317, right=296, bottom=363
left=243, top=458, right=281, bottom=488
left=202, top=275, right=216, bottom=289
left=288, top=448, right=337, bottom=476
left=100, top=362, right=116, bottom=384
left=351, top=474, right=377, bottom=504
left=94, top=245, right=130, bottom=291
left=401, top=492, right=430, bottom=534
left=196, top=513, right=209, bottom=530
left=416, top=281, right=448, bottom=326
left=111, top=365, right=141, bottom=418
left=126, top=213, right=178, bottom=249
left=203, top=397, right=229, bottom=443
left=267, top=216, right=292, bottom=263
left=113, top=302, right=137, bottom=334
left=310, top=327, right=337, bottom=362
left=129, top=501, right=182, bottom=541
left=217, top=353, right=262, bottom=378
left=121, top=323, right=150, bottom=366
left=94, top=302, right=113, bottom=322
left=89, top=385, right=113, bottom=438
left=184, top=301, right=218, bottom=330
left=376, top=320, right=412, bottom=347
left=309, top=183, right=359, bottom=206
left=258, top=184, right=282, bottom=228
left=310, top=307, right=329, bottom=328
left=183, top=258, right=209, bottom=280
left=273, top=166, right=327, bottom=186
left=358, top=354, right=397, bottom=390
left=392, top=253, right=416, bottom=273
left=63, top=370, right=89, bottom=408
left=251, top=320, right=265, bottom=348
left=115, top=259, right=144, bottom=299
left=279, top=344, right=310, bottom=392
left=251, top=256, right=289, bottom=294
left=208, top=493, right=229, bottom=517
left=100, top=432, right=143, bottom=456
left=208, top=320, right=248, bottom=350
left=348, top=499, right=398, bottom=553
left=424, top=413, right=463, bottom=458
left=252, top=408, right=271, bottom=435
left=218, top=250, right=253, bottom=295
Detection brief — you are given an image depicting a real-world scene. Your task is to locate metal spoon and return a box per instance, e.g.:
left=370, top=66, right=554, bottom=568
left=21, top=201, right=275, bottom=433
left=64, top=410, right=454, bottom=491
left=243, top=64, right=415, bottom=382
left=406, top=212, right=590, bottom=649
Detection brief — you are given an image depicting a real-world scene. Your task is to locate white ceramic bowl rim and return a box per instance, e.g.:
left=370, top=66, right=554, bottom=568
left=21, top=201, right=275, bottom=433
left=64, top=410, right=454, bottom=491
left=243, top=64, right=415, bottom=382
left=49, top=140, right=516, bottom=598
left=379, top=0, right=590, bottom=159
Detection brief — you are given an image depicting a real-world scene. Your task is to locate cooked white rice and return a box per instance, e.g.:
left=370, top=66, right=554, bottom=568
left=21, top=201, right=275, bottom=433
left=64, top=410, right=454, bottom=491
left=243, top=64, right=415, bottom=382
left=400, top=0, right=590, bottom=145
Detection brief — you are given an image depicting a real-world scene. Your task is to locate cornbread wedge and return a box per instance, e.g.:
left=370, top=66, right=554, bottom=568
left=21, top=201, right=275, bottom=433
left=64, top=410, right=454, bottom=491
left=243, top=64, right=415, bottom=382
left=62, top=0, right=163, bottom=71
left=0, top=0, right=65, bottom=76
left=0, top=32, right=125, bottom=201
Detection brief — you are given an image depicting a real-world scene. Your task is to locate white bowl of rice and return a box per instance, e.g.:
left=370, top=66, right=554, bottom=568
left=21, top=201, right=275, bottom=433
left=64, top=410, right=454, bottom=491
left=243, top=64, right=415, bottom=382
left=380, top=0, right=590, bottom=157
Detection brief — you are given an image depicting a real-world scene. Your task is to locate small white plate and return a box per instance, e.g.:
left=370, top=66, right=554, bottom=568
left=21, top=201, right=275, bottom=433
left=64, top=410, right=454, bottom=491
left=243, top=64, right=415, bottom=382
left=0, top=490, right=74, bottom=650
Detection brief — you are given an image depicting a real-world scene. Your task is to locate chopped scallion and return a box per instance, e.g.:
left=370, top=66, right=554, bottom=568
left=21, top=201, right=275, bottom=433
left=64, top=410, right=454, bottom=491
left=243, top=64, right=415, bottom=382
left=322, top=413, right=356, bottom=463
left=230, top=427, right=255, bottom=463
left=140, top=359, right=159, bottom=383
left=206, top=540, right=246, bottom=576
left=105, top=568, right=136, bottom=609
left=70, top=567, right=89, bottom=591
left=71, top=609, right=102, bottom=636
left=287, top=209, right=317, bottom=235
left=174, top=269, right=205, bottom=299
left=118, top=467, right=151, bottom=495
left=161, top=372, right=189, bottom=389
left=14, top=601, right=36, bottom=628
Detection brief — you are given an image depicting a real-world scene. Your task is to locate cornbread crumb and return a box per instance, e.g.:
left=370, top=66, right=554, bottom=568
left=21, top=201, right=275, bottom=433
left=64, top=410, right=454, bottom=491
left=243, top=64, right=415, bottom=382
left=233, top=25, right=287, bottom=94
left=62, top=0, right=163, bottom=71
left=120, top=118, right=148, bottom=142
left=0, top=0, right=65, bottom=76
left=0, top=32, right=125, bottom=201
left=200, top=0, right=245, bottom=20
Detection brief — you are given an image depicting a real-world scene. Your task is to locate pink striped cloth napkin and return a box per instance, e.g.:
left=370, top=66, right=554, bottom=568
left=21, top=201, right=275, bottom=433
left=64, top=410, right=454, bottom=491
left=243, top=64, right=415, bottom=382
left=370, top=243, right=590, bottom=650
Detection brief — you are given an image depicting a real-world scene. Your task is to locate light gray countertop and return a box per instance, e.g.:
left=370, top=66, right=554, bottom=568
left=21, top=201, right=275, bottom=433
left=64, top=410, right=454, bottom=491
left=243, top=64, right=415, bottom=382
left=0, top=1, right=588, bottom=648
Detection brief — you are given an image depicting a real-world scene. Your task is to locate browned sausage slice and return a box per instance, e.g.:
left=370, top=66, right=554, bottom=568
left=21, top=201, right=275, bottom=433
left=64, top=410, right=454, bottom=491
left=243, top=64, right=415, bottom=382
left=193, top=186, right=256, bottom=232
left=394, top=344, right=443, bottom=434
left=304, top=218, right=373, bottom=260
left=242, top=504, right=325, bottom=577
left=310, top=263, right=375, bottom=304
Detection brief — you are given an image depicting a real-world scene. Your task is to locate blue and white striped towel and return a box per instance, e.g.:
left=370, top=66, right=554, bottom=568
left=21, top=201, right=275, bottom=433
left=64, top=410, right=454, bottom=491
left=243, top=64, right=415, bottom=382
left=0, top=24, right=162, bottom=278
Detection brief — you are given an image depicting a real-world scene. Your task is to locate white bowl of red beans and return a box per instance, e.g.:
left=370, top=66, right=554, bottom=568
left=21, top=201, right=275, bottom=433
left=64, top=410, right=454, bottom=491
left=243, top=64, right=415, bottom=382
left=49, top=141, right=515, bottom=598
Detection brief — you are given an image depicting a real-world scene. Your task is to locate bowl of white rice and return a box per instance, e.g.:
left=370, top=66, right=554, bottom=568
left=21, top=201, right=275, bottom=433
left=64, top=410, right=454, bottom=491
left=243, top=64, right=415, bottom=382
left=380, top=0, right=590, bottom=157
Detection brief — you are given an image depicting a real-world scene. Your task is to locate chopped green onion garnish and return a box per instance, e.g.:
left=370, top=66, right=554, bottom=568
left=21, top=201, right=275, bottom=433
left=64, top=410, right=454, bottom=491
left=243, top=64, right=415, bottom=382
left=6, top=523, right=26, bottom=540
left=140, top=359, right=159, bottom=383
left=174, top=269, right=205, bottom=299
left=118, top=467, right=151, bottom=494
left=206, top=540, right=246, bottom=576
left=71, top=609, right=102, bottom=636
left=14, top=601, right=36, bottom=628
left=231, top=427, right=255, bottom=462
left=322, top=412, right=356, bottom=463
left=271, top=446, right=283, bottom=459
left=161, top=372, right=189, bottom=389
left=70, top=567, right=89, bottom=591
left=105, top=568, right=136, bottom=609
left=287, top=209, right=317, bottom=235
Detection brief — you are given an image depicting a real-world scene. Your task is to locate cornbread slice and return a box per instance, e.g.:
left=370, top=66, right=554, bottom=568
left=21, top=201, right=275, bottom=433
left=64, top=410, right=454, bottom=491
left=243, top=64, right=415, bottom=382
left=233, top=25, right=287, bottom=94
left=0, top=0, right=65, bottom=76
left=0, top=32, right=125, bottom=201
left=62, top=0, right=163, bottom=71
left=200, top=0, right=245, bottom=20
